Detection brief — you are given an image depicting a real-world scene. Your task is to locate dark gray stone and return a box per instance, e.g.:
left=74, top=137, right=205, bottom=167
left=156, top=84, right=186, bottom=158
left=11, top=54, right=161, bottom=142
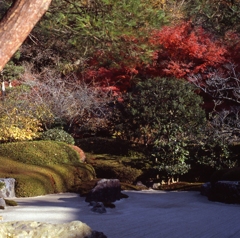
left=89, top=201, right=98, bottom=207
left=85, top=179, right=121, bottom=203
left=208, top=180, right=240, bottom=204
left=90, top=231, right=107, bottom=238
left=91, top=202, right=106, bottom=214
left=200, top=182, right=212, bottom=197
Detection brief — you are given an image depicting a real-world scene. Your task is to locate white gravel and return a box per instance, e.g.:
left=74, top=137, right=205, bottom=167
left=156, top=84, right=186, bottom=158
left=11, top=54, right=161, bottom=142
left=1, top=190, right=240, bottom=238
left=0, top=220, right=93, bottom=238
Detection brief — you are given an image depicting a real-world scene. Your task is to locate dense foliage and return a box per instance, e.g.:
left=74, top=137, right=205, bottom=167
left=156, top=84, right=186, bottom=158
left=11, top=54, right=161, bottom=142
left=149, top=21, right=227, bottom=78
left=0, top=108, right=42, bottom=142
left=184, top=0, right=240, bottom=35
left=1, top=0, right=240, bottom=183
left=112, top=77, right=206, bottom=180
left=22, top=0, right=168, bottom=73
left=41, top=128, right=75, bottom=145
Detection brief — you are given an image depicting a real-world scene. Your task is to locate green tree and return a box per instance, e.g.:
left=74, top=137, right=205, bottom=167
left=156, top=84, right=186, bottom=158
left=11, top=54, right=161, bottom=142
left=183, top=0, right=240, bottom=35
left=24, top=0, right=168, bottom=72
left=112, top=77, right=206, bottom=182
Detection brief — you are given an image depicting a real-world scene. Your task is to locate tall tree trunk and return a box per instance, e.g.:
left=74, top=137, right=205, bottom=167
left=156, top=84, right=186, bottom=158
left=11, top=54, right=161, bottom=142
left=0, top=0, right=52, bottom=71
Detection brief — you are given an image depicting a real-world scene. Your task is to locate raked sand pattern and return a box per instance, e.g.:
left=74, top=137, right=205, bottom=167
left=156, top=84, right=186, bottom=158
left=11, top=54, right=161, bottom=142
left=0, top=190, right=240, bottom=238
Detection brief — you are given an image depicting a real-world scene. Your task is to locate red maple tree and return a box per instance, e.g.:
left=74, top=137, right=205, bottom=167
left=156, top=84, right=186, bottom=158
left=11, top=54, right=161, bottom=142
left=149, top=21, right=228, bottom=79
left=81, top=21, right=231, bottom=93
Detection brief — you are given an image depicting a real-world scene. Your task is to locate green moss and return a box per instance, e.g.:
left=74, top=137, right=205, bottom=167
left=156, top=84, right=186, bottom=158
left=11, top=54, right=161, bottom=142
left=0, top=141, right=81, bottom=166
left=0, top=155, right=95, bottom=197
left=4, top=199, right=18, bottom=206
left=87, top=156, right=143, bottom=184
left=0, top=182, right=5, bottom=190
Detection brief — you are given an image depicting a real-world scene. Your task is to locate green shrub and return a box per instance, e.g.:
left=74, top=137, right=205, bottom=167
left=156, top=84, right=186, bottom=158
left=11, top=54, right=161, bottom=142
left=41, top=128, right=75, bottom=145
left=112, top=77, right=206, bottom=180
left=190, top=139, right=240, bottom=171
left=0, top=141, right=80, bottom=166
left=2, top=60, right=24, bottom=81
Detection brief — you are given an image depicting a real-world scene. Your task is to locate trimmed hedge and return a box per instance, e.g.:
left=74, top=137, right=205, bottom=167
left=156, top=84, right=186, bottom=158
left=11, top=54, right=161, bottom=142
left=0, top=141, right=81, bottom=166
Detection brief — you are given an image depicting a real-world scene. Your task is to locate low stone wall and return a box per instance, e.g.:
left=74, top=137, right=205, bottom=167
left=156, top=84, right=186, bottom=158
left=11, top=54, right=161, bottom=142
left=0, top=221, right=107, bottom=238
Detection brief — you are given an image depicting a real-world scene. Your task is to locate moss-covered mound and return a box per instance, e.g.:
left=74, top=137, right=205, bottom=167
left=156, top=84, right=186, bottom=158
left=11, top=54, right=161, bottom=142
left=86, top=155, right=143, bottom=184
left=0, top=156, right=95, bottom=197
left=77, top=138, right=158, bottom=184
left=0, top=141, right=96, bottom=197
left=0, top=141, right=81, bottom=166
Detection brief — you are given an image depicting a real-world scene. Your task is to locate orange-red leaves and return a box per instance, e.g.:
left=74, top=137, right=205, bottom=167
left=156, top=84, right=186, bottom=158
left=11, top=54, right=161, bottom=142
left=149, top=21, right=227, bottom=78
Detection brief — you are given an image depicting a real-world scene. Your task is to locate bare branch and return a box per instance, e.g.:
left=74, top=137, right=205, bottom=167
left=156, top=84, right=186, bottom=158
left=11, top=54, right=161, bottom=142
left=190, top=63, right=240, bottom=105
left=22, top=69, right=113, bottom=133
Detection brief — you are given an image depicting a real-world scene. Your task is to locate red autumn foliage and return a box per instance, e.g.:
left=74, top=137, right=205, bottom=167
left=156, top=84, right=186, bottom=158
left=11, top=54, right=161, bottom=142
left=224, top=30, right=240, bottom=71
left=149, top=21, right=228, bottom=79
left=80, top=35, right=149, bottom=92
left=81, top=21, right=231, bottom=93
left=82, top=65, right=138, bottom=92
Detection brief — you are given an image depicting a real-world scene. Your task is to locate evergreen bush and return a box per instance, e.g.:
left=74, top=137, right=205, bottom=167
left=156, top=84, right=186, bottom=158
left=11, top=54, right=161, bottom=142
left=41, top=128, right=75, bottom=145
left=112, top=77, right=206, bottom=181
